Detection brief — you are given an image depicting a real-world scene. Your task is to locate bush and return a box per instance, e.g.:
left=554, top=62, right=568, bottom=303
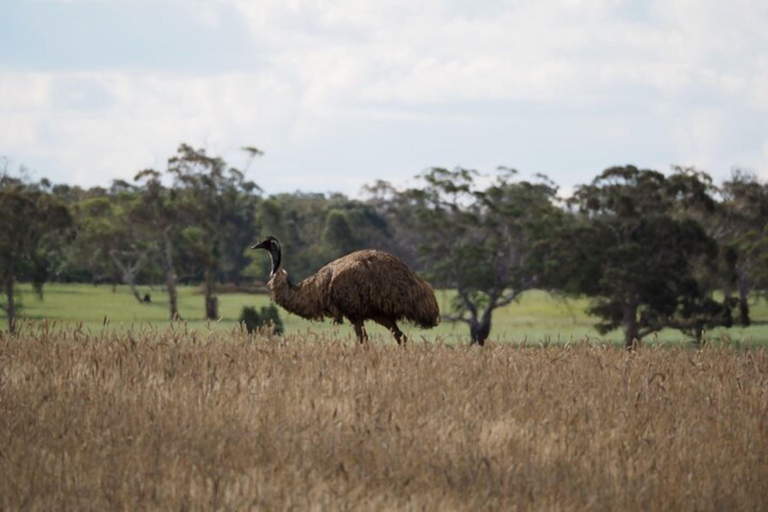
left=239, top=304, right=284, bottom=335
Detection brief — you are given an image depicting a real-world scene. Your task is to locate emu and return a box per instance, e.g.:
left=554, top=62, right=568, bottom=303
left=251, top=236, right=440, bottom=344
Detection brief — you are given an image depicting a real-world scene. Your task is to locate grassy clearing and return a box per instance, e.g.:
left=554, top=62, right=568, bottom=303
left=1, top=327, right=766, bottom=510
left=5, top=283, right=768, bottom=344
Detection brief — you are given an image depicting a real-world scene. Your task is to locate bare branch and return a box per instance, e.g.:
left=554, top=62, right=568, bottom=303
left=456, top=287, right=478, bottom=320
left=442, top=313, right=472, bottom=325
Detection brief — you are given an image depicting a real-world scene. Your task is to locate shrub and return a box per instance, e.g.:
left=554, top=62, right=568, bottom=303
left=239, top=304, right=284, bottom=335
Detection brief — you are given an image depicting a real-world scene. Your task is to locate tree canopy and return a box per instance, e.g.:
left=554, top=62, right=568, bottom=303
left=1, top=150, right=765, bottom=346
left=0, top=173, right=73, bottom=332
left=543, top=166, right=734, bottom=348
left=397, top=167, right=562, bottom=345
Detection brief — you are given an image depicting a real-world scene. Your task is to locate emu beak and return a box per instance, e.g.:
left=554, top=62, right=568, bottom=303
left=251, top=240, right=267, bottom=250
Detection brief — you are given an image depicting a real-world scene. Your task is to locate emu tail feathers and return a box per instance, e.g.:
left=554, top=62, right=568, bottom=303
left=402, top=280, right=441, bottom=328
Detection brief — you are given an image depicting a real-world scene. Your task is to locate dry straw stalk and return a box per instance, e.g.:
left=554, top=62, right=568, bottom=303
left=1, top=325, right=766, bottom=510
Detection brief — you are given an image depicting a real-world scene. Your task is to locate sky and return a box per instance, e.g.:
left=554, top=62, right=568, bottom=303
left=1, top=0, right=767, bottom=196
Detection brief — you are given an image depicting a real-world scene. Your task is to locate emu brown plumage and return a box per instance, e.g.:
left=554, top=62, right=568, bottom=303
left=251, top=236, right=440, bottom=344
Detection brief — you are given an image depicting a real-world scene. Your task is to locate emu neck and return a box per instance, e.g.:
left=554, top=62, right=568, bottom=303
left=269, top=247, right=282, bottom=276
left=268, top=269, right=326, bottom=321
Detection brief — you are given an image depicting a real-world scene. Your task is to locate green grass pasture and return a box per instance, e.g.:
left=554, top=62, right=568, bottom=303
left=4, top=283, right=768, bottom=345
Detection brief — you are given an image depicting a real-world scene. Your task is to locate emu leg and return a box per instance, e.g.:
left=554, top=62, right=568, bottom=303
left=353, top=322, right=368, bottom=343
left=373, top=317, right=407, bottom=345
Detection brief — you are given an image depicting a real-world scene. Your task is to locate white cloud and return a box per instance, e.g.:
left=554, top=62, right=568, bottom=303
left=1, top=0, right=767, bottom=193
left=226, top=0, right=768, bottom=110
left=0, top=70, right=300, bottom=186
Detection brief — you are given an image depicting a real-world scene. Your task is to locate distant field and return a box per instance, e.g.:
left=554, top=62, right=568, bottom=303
left=1, top=329, right=766, bottom=509
left=4, top=283, right=768, bottom=345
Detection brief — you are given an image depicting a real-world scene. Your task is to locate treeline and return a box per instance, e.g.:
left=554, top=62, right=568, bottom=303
left=1, top=145, right=767, bottom=346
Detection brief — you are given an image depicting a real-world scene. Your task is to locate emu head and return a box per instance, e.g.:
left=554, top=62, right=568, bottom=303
left=250, top=236, right=282, bottom=276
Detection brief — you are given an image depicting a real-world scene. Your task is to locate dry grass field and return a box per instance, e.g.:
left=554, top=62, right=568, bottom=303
left=1, top=324, right=767, bottom=511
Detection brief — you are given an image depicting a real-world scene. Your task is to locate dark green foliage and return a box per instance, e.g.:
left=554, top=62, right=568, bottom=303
left=0, top=171, right=74, bottom=332
left=322, top=209, right=358, bottom=258
left=132, top=169, right=182, bottom=320
left=239, top=304, right=284, bottom=335
left=396, top=166, right=563, bottom=345
left=544, top=165, right=734, bottom=348
left=5, top=148, right=765, bottom=349
left=168, top=143, right=262, bottom=319
left=713, top=169, right=768, bottom=325
left=247, top=192, right=391, bottom=282
left=70, top=186, right=153, bottom=303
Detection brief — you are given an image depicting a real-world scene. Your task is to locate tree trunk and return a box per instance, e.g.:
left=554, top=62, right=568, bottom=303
left=109, top=251, right=144, bottom=304
left=204, top=266, right=218, bottom=320
left=723, top=246, right=737, bottom=306
left=738, top=277, right=751, bottom=327
left=163, top=231, right=180, bottom=320
left=723, top=284, right=733, bottom=307
left=129, top=282, right=142, bottom=303
left=4, top=271, right=16, bottom=334
left=692, top=321, right=705, bottom=347
left=469, top=310, right=492, bottom=346
left=623, top=300, right=639, bottom=350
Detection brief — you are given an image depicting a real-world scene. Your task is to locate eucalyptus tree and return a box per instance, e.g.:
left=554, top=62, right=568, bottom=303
left=167, top=144, right=261, bottom=319
left=0, top=172, right=73, bottom=332
left=713, top=169, right=768, bottom=325
left=402, top=167, right=562, bottom=345
left=248, top=191, right=391, bottom=282
left=361, top=179, right=426, bottom=269
left=548, top=165, right=733, bottom=348
left=73, top=184, right=152, bottom=303
left=133, top=169, right=182, bottom=319
left=322, top=209, right=358, bottom=258
left=322, top=198, right=390, bottom=261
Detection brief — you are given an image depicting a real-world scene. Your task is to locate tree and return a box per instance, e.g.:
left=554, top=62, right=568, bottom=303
left=0, top=172, right=73, bottom=332
left=548, top=165, right=733, bottom=348
left=167, top=144, right=261, bottom=319
left=322, top=209, right=358, bottom=259
left=133, top=169, right=182, bottom=320
left=402, top=167, right=561, bottom=345
left=72, top=188, right=152, bottom=303
left=361, top=179, right=426, bottom=269
left=713, top=169, right=768, bottom=325
left=325, top=197, right=391, bottom=254
left=247, top=191, right=391, bottom=283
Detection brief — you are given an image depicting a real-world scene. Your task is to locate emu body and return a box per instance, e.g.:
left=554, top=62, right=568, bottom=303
left=251, top=237, right=440, bottom=344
